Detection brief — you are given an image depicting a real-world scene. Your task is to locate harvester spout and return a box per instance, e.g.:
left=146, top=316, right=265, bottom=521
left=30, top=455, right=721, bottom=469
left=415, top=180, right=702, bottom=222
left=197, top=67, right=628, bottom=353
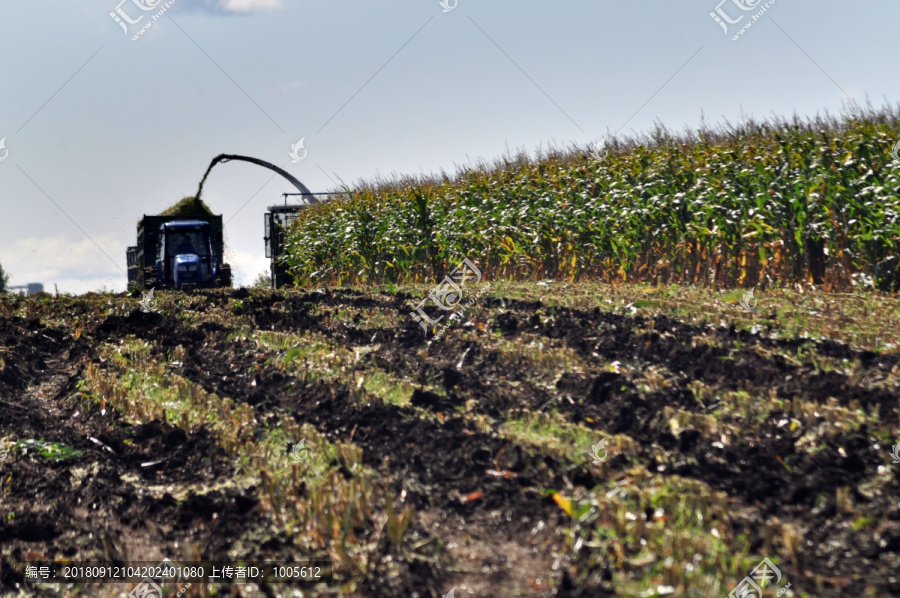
left=195, top=154, right=318, bottom=203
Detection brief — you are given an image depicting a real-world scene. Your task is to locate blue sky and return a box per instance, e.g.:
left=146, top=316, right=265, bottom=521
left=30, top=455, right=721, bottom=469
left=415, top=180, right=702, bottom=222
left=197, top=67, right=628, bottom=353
left=1, top=0, right=898, bottom=293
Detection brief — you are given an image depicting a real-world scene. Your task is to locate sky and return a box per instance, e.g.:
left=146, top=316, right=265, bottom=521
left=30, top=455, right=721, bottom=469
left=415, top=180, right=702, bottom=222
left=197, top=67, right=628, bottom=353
left=1, top=0, right=898, bottom=293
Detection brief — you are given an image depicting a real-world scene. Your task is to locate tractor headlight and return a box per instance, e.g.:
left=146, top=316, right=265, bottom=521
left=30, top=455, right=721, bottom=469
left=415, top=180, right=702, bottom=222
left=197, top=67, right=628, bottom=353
left=177, top=265, right=188, bottom=272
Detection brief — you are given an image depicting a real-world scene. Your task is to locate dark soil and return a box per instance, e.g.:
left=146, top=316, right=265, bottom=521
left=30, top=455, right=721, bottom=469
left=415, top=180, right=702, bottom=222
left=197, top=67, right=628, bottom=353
left=1, top=288, right=898, bottom=596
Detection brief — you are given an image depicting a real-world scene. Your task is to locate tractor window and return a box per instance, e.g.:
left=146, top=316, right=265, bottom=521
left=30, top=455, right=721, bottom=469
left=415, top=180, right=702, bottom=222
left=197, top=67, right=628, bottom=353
left=168, top=231, right=210, bottom=256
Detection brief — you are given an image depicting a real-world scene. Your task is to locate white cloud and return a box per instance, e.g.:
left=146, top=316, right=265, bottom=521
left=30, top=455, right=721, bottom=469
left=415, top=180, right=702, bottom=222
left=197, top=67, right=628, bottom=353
left=219, top=0, right=282, bottom=12
left=175, top=0, right=284, bottom=15
left=1, top=235, right=125, bottom=295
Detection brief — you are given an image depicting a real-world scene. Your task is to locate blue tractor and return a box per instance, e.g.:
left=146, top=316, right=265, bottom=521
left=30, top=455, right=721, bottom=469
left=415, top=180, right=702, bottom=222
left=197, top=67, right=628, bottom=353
left=155, top=220, right=222, bottom=289
left=128, top=215, right=231, bottom=290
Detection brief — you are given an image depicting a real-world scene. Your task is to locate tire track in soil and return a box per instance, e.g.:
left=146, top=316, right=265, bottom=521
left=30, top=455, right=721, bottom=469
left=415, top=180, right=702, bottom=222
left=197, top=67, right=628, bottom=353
left=385, top=306, right=900, bottom=595
left=233, top=289, right=899, bottom=423
left=120, top=290, right=900, bottom=595
left=411, top=300, right=900, bottom=595
left=156, top=324, right=610, bottom=597
left=228, top=290, right=900, bottom=595
left=227, top=288, right=900, bottom=411
left=0, top=316, right=261, bottom=597
left=241, top=292, right=893, bottom=515
left=7, top=292, right=895, bottom=595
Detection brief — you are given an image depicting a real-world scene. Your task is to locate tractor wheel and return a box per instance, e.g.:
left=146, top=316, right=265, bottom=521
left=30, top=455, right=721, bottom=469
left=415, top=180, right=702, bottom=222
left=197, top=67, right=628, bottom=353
left=143, top=267, right=159, bottom=290
left=219, top=265, right=233, bottom=288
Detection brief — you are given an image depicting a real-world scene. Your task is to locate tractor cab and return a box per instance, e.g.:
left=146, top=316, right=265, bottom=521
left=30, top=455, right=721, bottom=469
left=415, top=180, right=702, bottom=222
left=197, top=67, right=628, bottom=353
left=156, top=220, right=220, bottom=288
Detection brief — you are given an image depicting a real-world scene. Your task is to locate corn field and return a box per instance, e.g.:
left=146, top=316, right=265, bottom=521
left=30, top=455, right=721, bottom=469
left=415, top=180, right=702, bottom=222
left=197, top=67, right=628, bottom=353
left=284, top=104, right=900, bottom=290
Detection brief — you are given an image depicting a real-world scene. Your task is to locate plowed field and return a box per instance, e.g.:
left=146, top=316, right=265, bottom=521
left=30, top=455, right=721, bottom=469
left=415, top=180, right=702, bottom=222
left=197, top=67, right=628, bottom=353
left=1, top=284, right=899, bottom=597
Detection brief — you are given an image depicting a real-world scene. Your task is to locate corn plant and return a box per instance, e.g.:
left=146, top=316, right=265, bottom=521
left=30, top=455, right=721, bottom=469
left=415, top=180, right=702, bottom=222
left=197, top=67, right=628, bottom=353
left=283, top=103, right=900, bottom=290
